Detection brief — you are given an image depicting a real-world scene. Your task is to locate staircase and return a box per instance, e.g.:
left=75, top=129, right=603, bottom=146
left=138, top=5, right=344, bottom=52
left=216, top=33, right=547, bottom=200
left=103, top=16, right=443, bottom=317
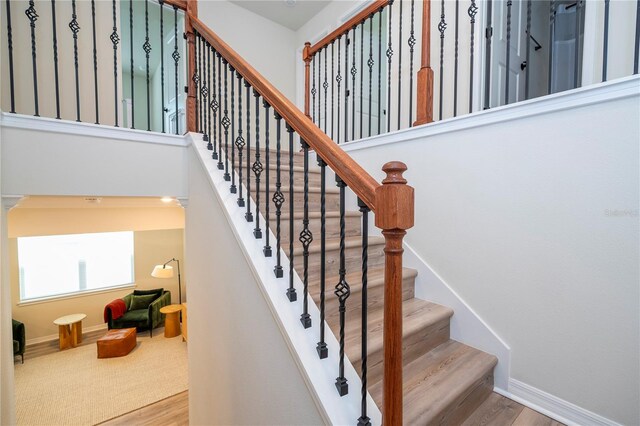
left=233, top=148, right=499, bottom=424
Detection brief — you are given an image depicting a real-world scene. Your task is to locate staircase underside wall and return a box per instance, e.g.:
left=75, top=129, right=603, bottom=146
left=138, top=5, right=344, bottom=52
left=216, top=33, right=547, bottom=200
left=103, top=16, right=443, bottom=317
left=185, top=144, right=325, bottom=426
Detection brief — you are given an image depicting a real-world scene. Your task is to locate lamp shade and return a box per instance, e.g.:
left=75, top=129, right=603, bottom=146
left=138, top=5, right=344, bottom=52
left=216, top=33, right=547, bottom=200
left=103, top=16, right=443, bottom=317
left=151, top=264, right=174, bottom=279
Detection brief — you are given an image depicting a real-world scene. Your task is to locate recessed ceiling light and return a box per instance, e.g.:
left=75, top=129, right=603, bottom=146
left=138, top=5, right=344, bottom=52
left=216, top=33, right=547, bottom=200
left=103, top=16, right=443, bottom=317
left=161, top=197, right=174, bottom=203
left=284, top=0, right=296, bottom=7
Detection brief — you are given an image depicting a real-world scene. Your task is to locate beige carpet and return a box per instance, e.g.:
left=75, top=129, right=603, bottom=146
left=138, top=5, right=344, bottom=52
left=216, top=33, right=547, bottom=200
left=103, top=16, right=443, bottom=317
left=14, top=332, right=188, bottom=426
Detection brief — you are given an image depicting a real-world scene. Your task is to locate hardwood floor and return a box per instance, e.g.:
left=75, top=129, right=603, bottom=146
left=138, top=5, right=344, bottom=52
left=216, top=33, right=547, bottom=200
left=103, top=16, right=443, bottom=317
left=98, top=391, right=189, bottom=426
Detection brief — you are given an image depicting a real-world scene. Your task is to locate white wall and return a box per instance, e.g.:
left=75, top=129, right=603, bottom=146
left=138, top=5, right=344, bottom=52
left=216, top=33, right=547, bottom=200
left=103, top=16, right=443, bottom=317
left=185, top=143, right=325, bottom=425
left=198, top=1, right=297, bottom=102
left=342, top=77, right=640, bottom=425
left=0, top=114, right=187, bottom=198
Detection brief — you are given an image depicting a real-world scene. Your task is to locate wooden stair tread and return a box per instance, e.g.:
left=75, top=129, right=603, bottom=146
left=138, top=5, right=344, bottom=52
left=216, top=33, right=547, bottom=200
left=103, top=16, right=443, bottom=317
left=369, top=340, right=497, bottom=424
left=233, top=162, right=321, bottom=174
left=308, top=267, right=417, bottom=297
left=279, top=210, right=361, bottom=220
left=249, top=184, right=339, bottom=194
left=293, top=235, right=385, bottom=255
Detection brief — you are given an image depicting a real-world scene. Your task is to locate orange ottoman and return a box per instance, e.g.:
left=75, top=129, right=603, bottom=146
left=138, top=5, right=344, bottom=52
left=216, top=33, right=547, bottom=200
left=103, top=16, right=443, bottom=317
left=97, top=328, right=137, bottom=358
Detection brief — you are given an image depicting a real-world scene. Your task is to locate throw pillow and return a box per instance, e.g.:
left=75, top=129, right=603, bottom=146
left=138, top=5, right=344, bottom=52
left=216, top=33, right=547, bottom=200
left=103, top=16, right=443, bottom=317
left=133, top=288, right=163, bottom=301
left=129, top=294, right=157, bottom=311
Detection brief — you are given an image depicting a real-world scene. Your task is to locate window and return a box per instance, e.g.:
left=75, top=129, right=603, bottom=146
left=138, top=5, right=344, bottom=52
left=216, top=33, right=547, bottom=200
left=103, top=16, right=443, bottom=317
left=17, top=231, right=135, bottom=301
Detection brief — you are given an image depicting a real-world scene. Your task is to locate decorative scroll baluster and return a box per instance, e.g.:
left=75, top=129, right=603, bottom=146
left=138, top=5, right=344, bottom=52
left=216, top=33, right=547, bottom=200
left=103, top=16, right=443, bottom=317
left=469, top=0, right=478, bottom=112
left=336, top=38, right=342, bottom=143
left=438, top=0, right=446, bottom=119
left=253, top=89, right=264, bottom=237
left=360, top=23, right=364, bottom=139
left=263, top=100, right=272, bottom=256
left=217, top=53, right=224, bottom=167
left=368, top=15, right=374, bottom=137
left=331, top=42, right=335, bottom=140
left=222, top=60, right=231, bottom=181
left=317, top=53, right=321, bottom=125
left=160, top=0, right=165, bottom=133
left=244, top=81, right=252, bottom=221
left=273, top=112, right=284, bottom=278
left=312, top=59, right=317, bottom=123
left=334, top=175, right=350, bottom=396
left=194, top=34, right=200, bottom=133
left=172, top=6, right=179, bottom=134
left=408, top=0, right=416, bottom=127
left=378, top=8, right=383, bottom=133
left=236, top=75, right=245, bottom=207
left=603, top=0, right=610, bottom=81
left=206, top=41, right=212, bottom=147
left=144, top=0, right=151, bottom=130
left=525, top=0, right=532, bottom=99
left=387, top=3, right=393, bottom=132
left=25, top=0, right=39, bottom=116
left=5, top=0, right=15, bottom=113
left=324, top=48, right=328, bottom=134
left=357, top=198, right=371, bottom=426
left=299, top=140, right=312, bottom=328
left=91, top=0, right=99, bottom=124
left=70, top=0, right=81, bottom=121
left=211, top=45, right=219, bottom=159
left=230, top=67, right=237, bottom=194
left=397, top=0, right=403, bottom=130
left=111, top=0, right=119, bottom=125
left=286, top=124, right=297, bottom=302
left=130, top=0, right=134, bottom=128
left=52, top=0, right=61, bottom=119
left=201, top=39, right=209, bottom=143
left=316, top=155, right=328, bottom=359
left=505, top=0, right=513, bottom=104
left=454, top=0, right=459, bottom=117
left=352, top=26, right=357, bottom=141
left=345, top=30, right=352, bottom=143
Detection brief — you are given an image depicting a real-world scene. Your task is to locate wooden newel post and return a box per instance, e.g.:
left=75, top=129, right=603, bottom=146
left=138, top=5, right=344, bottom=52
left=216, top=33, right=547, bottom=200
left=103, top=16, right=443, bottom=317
left=375, top=161, right=414, bottom=425
left=185, top=0, right=198, bottom=133
left=415, top=0, right=434, bottom=126
left=303, top=42, right=312, bottom=119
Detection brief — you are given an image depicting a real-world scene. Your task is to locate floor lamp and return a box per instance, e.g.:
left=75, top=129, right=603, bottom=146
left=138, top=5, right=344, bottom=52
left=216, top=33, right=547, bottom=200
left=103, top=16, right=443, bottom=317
left=151, top=258, right=182, bottom=304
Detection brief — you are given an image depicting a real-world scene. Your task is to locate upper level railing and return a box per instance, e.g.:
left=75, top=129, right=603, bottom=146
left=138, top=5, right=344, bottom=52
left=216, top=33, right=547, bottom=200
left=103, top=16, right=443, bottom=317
left=302, top=0, right=640, bottom=142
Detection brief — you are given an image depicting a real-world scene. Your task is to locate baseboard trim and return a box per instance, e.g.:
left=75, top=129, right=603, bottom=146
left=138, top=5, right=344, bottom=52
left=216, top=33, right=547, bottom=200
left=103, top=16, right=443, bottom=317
left=495, top=379, right=622, bottom=426
left=26, top=323, right=108, bottom=347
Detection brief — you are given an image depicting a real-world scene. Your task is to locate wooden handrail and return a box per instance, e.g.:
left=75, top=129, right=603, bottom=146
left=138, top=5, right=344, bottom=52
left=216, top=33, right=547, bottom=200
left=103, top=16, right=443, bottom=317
left=190, top=15, right=379, bottom=211
left=163, top=0, right=187, bottom=11
left=308, top=0, right=390, bottom=57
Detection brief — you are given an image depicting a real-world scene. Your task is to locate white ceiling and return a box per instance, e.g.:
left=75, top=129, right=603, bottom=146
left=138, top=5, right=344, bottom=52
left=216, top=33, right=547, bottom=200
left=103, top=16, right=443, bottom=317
left=15, top=196, right=182, bottom=209
left=229, top=0, right=331, bottom=31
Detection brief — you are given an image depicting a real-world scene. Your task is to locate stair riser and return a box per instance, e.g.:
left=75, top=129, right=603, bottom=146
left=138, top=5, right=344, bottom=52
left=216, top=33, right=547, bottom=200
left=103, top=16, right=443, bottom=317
left=434, top=372, right=494, bottom=425
left=254, top=191, right=340, bottom=216
left=297, top=242, right=386, bottom=282
left=276, top=215, right=361, bottom=242
left=234, top=163, right=323, bottom=186
left=217, top=148, right=306, bottom=167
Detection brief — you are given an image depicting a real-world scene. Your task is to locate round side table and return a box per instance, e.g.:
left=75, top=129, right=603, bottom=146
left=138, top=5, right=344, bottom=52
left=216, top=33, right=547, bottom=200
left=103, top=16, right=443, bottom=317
left=160, top=305, right=182, bottom=338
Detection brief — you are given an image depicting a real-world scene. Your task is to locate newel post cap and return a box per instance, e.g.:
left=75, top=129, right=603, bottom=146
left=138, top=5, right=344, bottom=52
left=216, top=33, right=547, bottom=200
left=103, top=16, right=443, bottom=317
left=303, top=42, right=312, bottom=62
left=375, top=162, right=414, bottom=230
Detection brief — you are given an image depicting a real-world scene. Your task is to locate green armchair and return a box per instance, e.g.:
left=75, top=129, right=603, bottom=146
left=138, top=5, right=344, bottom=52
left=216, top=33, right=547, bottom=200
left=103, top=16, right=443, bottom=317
left=13, top=319, right=25, bottom=364
left=105, top=290, right=171, bottom=337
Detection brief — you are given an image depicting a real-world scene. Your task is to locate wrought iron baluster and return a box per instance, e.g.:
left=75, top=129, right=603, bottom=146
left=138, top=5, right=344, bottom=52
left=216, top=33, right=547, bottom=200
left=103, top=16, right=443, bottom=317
left=26, top=0, right=39, bottom=116
left=484, top=0, right=493, bottom=108
left=202, top=39, right=209, bottom=143
left=300, top=140, right=312, bottom=328
left=635, top=0, right=640, bottom=74
left=454, top=0, right=459, bottom=117
left=160, top=0, right=165, bottom=133
left=211, top=45, right=219, bottom=159
left=377, top=8, right=383, bottom=134
left=222, top=60, right=231, bottom=181
left=525, top=0, right=532, bottom=99
left=52, top=0, right=61, bottom=119
left=331, top=41, right=335, bottom=140
left=230, top=66, right=237, bottom=193
left=263, top=100, right=272, bottom=256
left=91, top=0, right=99, bottom=124
left=316, top=155, right=328, bottom=359
left=5, top=0, right=15, bottom=113
left=408, top=0, right=416, bottom=126
left=397, top=0, right=403, bottom=130
left=352, top=26, right=357, bottom=141
left=369, top=15, right=374, bottom=137
left=130, top=0, right=134, bottom=128
left=144, top=0, right=151, bottom=130
left=469, top=0, right=478, bottom=113
left=312, top=58, right=317, bottom=123
left=286, top=124, right=297, bottom=302
left=603, top=0, right=610, bottom=81
left=218, top=53, right=224, bottom=167
left=548, top=1, right=554, bottom=94
left=173, top=6, right=179, bottom=134
left=206, top=41, right=212, bottom=147
left=194, top=33, right=200, bottom=134
left=387, top=3, right=393, bottom=133
left=334, top=175, right=350, bottom=396
left=253, top=89, right=264, bottom=237
left=360, top=23, right=364, bottom=139
left=344, top=33, right=350, bottom=143
left=505, top=0, right=512, bottom=104
left=324, top=48, right=328, bottom=134
left=337, top=38, right=342, bottom=143
left=111, top=0, right=119, bottom=126
left=357, top=198, right=371, bottom=426
left=574, top=0, right=581, bottom=88
left=317, top=53, right=321, bottom=126
left=273, top=112, right=284, bottom=278
left=245, top=81, right=252, bottom=221
left=438, top=0, right=446, bottom=119
left=236, top=74, right=245, bottom=207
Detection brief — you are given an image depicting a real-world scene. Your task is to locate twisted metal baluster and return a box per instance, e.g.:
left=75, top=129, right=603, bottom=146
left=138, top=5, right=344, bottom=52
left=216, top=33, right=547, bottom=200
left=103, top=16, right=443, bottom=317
left=357, top=198, right=371, bottom=426
left=273, top=112, right=284, bottom=278
left=439, top=0, right=447, bottom=119
left=111, top=0, right=119, bottom=125
left=211, top=45, right=219, bottom=159
left=217, top=53, right=224, bottom=167
left=336, top=39, right=341, bottom=142
left=52, top=0, right=61, bottom=119
left=173, top=6, right=179, bottom=134
left=144, top=0, right=151, bottom=130
left=222, top=60, right=231, bottom=181
left=312, top=59, right=317, bottom=123
left=368, top=15, right=374, bottom=137
left=130, top=0, right=134, bottom=127
left=344, top=32, right=350, bottom=143
left=26, top=0, right=39, bottom=116
left=194, top=34, right=200, bottom=133
left=505, top=0, right=513, bottom=104
left=299, top=140, right=312, bottom=328
left=454, top=0, right=460, bottom=117
left=316, top=155, right=328, bottom=359
left=408, top=0, right=416, bottom=127
left=5, top=0, right=15, bottom=113
left=91, top=0, right=99, bottom=124
left=230, top=66, right=237, bottom=194
left=469, top=0, right=478, bottom=113
left=245, top=81, right=252, bottom=221
left=286, top=124, right=297, bottom=302
left=387, top=3, right=393, bottom=133
left=334, top=175, right=350, bottom=396
left=236, top=74, right=245, bottom=206
left=263, top=100, right=273, bottom=256
left=351, top=26, right=357, bottom=141
left=70, top=0, right=80, bottom=121
left=253, top=89, right=264, bottom=238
